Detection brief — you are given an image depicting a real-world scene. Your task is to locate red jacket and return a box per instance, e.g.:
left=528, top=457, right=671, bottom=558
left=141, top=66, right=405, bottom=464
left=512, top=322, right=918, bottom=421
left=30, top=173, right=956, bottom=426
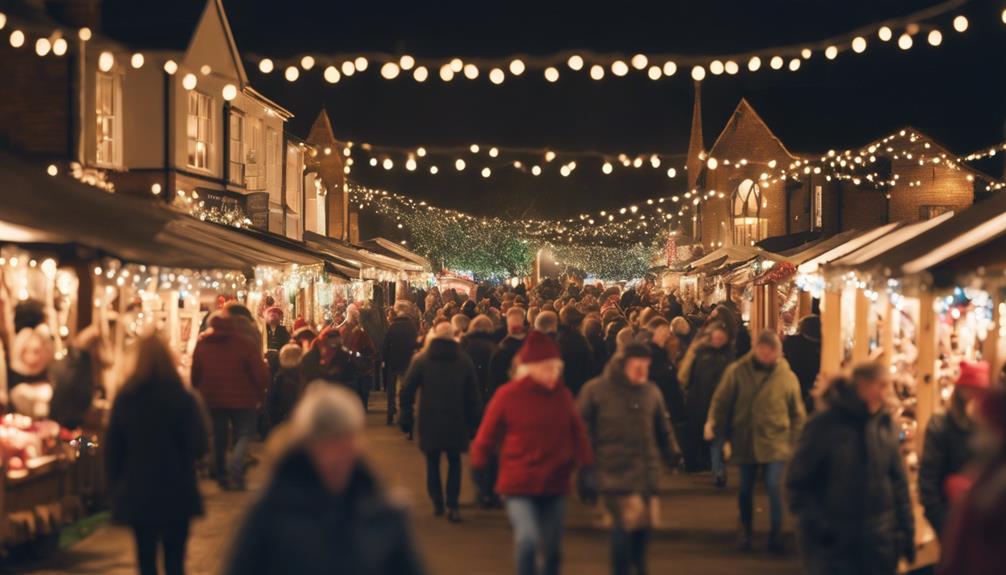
left=192, top=316, right=269, bottom=410
left=471, top=376, right=593, bottom=496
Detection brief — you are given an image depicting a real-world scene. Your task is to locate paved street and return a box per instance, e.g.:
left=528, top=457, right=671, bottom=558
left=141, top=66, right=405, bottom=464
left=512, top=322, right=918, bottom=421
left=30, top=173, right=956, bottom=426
left=6, top=392, right=800, bottom=575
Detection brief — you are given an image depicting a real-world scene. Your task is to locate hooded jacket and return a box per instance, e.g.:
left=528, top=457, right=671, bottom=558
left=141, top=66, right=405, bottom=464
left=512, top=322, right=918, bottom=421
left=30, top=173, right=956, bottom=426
left=918, top=412, right=976, bottom=537
left=786, top=380, right=914, bottom=575
left=382, top=315, right=419, bottom=374
left=399, top=338, right=482, bottom=453
left=708, top=352, right=805, bottom=464
left=487, top=332, right=525, bottom=398
left=225, top=451, right=424, bottom=575
left=461, top=331, right=498, bottom=400
left=191, top=316, right=269, bottom=410
left=557, top=325, right=599, bottom=396
left=577, top=357, right=676, bottom=494
left=471, top=376, right=593, bottom=496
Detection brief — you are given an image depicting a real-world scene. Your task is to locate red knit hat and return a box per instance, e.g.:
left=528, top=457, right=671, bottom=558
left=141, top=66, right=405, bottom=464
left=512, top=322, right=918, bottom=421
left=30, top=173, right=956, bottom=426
left=956, top=361, right=990, bottom=390
left=293, top=317, right=308, bottom=331
left=517, top=330, right=561, bottom=364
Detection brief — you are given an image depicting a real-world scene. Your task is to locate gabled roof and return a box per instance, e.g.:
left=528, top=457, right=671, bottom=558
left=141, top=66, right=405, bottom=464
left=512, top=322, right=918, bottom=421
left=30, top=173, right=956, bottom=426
left=184, top=0, right=248, bottom=86
left=707, top=98, right=799, bottom=162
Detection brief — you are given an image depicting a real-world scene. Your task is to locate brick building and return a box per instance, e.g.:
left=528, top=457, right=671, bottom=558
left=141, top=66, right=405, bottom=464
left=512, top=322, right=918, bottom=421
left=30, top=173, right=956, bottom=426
left=0, top=0, right=356, bottom=244
left=687, top=85, right=994, bottom=249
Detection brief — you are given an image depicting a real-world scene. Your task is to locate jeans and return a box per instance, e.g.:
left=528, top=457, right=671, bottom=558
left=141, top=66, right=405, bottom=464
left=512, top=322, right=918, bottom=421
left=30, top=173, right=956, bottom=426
left=425, top=450, right=462, bottom=510
left=711, top=437, right=727, bottom=482
left=209, top=408, right=257, bottom=485
left=738, top=462, right=786, bottom=535
left=505, top=496, right=565, bottom=575
left=133, top=522, right=190, bottom=575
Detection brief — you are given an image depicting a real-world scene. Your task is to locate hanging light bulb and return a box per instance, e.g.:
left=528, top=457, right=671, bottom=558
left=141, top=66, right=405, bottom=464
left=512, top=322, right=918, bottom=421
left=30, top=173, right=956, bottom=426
left=130, top=52, right=145, bottom=68
left=509, top=59, right=525, bottom=75
left=439, top=64, right=455, bottom=81
left=952, top=15, right=968, bottom=33
left=788, top=58, right=801, bottom=71
left=602, top=162, right=613, bottom=174
left=724, top=60, right=739, bottom=75
left=489, top=147, right=499, bottom=157
left=284, top=66, right=300, bottom=81
left=898, top=33, right=913, bottom=50
left=630, top=54, right=648, bottom=69
left=544, top=67, right=559, bottom=82
left=429, top=165, right=439, bottom=174
left=341, top=61, right=355, bottom=76
left=851, top=36, right=867, bottom=53
left=567, top=54, right=584, bottom=70
left=354, top=57, right=368, bottom=71
left=463, top=63, right=479, bottom=79
left=259, top=58, right=274, bottom=73
left=589, top=64, right=604, bottom=80
left=748, top=56, right=762, bottom=71
left=163, top=59, right=178, bottom=74
left=691, top=65, right=706, bottom=81
left=667, top=168, right=677, bottom=178
left=531, top=165, right=542, bottom=176
left=611, top=60, right=629, bottom=76
left=481, top=167, right=491, bottom=178
left=98, top=51, right=114, bottom=71
left=182, top=73, right=198, bottom=90
left=52, top=38, right=67, bottom=56
left=399, top=54, right=415, bottom=70
left=380, top=62, right=400, bottom=79
left=545, top=150, right=557, bottom=162
left=800, top=48, right=812, bottom=59
left=824, top=45, right=838, bottom=59
left=416, top=147, right=427, bottom=157
left=707, top=157, right=719, bottom=170
left=662, top=61, right=677, bottom=76
left=647, top=66, right=661, bottom=80
left=927, top=29, right=943, bottom=46
left=0, top=13, right=7, bottom=30
left=300, top=55, right=315, bottom=70
left=222, top=83, right=238, bottom=101
left=34, top=37, right=51, bottom=56
left=709, top=60, right=724, bottom=75
left=455, top=158, right=466, bottom=171
left=78, top=27, right=92, bottom=41
left=770, top=56, right=784, bottom=69
left=200, top=64, right=212, bottom=76
left=413, top=66, right=428, bottom=82
left=324, top=66, right=341, bottom=83
left=382, top=158, right=393, bottom=170
left=489, top=68, right=505, bottom=84
left=470, top=144, right=480, bottom=153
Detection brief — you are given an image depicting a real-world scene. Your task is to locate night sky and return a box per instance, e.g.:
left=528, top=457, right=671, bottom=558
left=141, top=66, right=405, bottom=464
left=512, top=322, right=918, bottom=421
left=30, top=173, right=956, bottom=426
left=102, top=0, right=1006, bottom=222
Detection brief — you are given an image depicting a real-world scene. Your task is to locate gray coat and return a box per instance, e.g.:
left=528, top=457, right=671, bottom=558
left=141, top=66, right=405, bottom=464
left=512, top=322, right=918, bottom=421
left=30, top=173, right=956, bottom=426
left=577, top=359, right=677, bottom=495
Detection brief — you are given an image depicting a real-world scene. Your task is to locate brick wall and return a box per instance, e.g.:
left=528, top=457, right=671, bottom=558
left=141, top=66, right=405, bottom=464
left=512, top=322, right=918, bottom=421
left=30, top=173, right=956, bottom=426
left=841, top=185, right=887, bottom=230
left=0, top=49, right=72, bottom=157
left=888, top=161, right=973, bottom=222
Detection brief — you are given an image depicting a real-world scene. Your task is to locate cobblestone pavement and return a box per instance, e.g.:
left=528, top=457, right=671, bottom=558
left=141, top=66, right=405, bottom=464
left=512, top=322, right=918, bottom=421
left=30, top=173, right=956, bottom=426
left=5, top=391, right=800, bottom=575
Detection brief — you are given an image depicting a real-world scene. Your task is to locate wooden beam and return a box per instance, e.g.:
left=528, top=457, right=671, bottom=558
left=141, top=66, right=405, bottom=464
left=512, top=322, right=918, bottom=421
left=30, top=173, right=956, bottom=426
left=767, top=282, right=779, bottom=332
left=879, top=297, right=894, bottom=368
left=985, top=283, right=1002, bottom=375
left=916, top=291, right=938, bottom=455
left=852, top=289, right=870, bottom=363
left=821, top=289, right=842, bottom=376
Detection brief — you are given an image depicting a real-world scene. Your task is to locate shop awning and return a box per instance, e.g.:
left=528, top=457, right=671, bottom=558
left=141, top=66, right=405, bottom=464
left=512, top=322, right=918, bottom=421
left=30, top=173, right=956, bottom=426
left=357, top=237, right=433, bottom=271
left=304, top=232, right=425, bottom=276
left=0, top=151, right=245, bottom=270
left=161, top=218, right=321, bottom=269
left=854, top=192, right=1006, bottom=278
left=797, top=223, right=901, bottom=274
left=826, top=212, right=954, bottom=271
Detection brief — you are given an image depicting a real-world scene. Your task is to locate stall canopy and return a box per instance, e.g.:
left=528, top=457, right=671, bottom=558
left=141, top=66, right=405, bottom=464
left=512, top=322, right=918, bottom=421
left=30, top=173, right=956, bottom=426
left=303, top=232, right=425, bottom=277
left=850, top=191, right=1006, bottom=281
left=0, top=151, right=245, bottom=270
left=357, top=237, right=433, bottom=271
left=687, top=246, right=767, bottom=272
left=797, top=222, right=902, bottom=275
left=826, top=211, right=954, bottom=271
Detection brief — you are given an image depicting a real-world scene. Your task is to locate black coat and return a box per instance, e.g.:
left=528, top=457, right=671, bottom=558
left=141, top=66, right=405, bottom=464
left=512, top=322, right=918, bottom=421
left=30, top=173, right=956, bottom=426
left=488, top=333, right=525, bottom=398
left=266, top=324, right=291, bottom=351
left=786, top=384, right=914, bottom=575
left=919, top=413, right=975, bottom=537
left=586, top=332, right=608, bottom=372
left=783, top=334, right=821, bottom=413
left=301, top=346, right=358, bottom=389
left=382, top=316, right=419, bottom=374
left=649, top=343, right=686, bottom=435
left=557, top=326, right=599, bottom=396
left=462, top=332, right=498, bottom=400
left=225, top=452, right=424, bottom=575
left=106, top=382, right=208, bottom=526
left=684, top=346, right=732, bottom=427
left=268, top=367, right=303, bottom=427
left=400, top=339, right=482, bottom=453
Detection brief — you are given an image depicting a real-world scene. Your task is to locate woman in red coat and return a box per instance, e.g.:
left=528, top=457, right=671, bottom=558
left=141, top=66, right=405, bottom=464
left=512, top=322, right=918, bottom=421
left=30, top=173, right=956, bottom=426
left=471, top=330, right=594, bottom=575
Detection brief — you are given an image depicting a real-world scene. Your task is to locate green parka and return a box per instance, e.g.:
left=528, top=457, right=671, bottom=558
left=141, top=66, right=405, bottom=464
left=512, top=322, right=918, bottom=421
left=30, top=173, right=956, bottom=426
left=708, top=352, right=806, bottom=464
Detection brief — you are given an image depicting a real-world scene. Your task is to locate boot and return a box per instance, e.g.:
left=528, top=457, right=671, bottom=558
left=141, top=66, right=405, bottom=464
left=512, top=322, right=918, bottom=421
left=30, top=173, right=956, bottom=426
left=447, top=507, right=461, bottom=523
left=737, top=522, right=752, bottom=552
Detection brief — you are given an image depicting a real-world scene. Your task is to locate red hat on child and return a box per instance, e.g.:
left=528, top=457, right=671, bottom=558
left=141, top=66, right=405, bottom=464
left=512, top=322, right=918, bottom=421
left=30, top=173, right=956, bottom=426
left=956, top=361, right=990, bottom=390
left=517, top=330, right=561, bottom=365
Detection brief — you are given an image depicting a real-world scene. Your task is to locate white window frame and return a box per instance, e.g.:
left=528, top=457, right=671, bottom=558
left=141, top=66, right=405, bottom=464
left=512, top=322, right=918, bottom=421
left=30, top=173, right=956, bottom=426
left=812, top=185, right=823, bottom=230
left=266, top=127, right=280, bottom=196
left=187, top=91, right=213, bottom=171
left=228, top=110, right=245, bottom=184
left=245, top=117, right=263, bottom=190
left=732, top=178, right=767, bottom=246
left=95, top=72, right=122, bottom=167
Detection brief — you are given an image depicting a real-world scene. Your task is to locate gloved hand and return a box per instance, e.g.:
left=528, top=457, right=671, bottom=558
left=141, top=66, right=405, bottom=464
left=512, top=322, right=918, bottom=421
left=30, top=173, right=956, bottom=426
left=577, top=466, right=600, bottom=505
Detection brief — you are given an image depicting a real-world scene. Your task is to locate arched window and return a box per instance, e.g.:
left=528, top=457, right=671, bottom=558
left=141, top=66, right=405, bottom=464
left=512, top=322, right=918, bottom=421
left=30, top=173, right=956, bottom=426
left=732, top=178, right=767, bottom=245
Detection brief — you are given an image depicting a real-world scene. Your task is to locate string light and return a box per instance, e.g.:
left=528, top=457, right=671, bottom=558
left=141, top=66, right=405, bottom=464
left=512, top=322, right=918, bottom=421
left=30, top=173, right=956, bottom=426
left=952, top=15, right=968, bottom=32
left=489, top=68, right=505, bottom=84
left=898, top=33, right=913, bottom=50
left=222, top=83, right=238, bottom=101
left=300, top=55, right=315, bottom=70
left=9, top=29, right=25, bottom=48
left=182, top=73, right=197, bottom=90
left=851, top=36, right=867, bottom=53
left=567, top=54, right=584, bottom=70
left=163, top=59, right=178, bottom=74
left=878, top=26, right=893, bottom=41
left=413, top=66, right=428, bottom=82
left=78, top=27, right=91, bottom=41
left=52, top=37, right=67, bottom=56
left=285, top=66, right=299, bottom=81
left=691, top=65, right=706, bottom=81
left=98, top=51, right=114, bottom=72
left=589, top=64, right=604, bottom=80
left=130, top=52, right=145, bottom=68
left=324, top=65, right=341, bottom=83
left=825, top=45, right=838, bottom=59
left=259, top=58, right=274, bottom=73
left=380, top=62, right=400, bottom=79
left=509, top=59, right=525, bottom=75
left=544, top=66, right=559, bottom=82
left=928, top=29, right=943, bottom=46
left=770, top=56, right=784, bottom=69
left=34, top=37, right=50, bottom=56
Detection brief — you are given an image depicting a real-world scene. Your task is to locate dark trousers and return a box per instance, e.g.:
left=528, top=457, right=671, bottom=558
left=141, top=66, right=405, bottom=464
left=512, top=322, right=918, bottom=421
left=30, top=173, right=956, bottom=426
left=425, top=450, right=462, bottom=510
left=133, top=523, right=190, bottom=575
left=611, top=529, right=650, bottom=575
left=738, top=462, right=786, bottom=535
left=357, top=373, right=373, bottom=411
left=386, top=369, right=403, bottom=423
left=209, top=408, right=257, bottom=485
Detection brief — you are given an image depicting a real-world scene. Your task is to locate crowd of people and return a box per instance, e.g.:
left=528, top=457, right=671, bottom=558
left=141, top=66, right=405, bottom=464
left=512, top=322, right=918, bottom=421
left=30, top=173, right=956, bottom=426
left=102, top=277, right=1006, bottom=575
